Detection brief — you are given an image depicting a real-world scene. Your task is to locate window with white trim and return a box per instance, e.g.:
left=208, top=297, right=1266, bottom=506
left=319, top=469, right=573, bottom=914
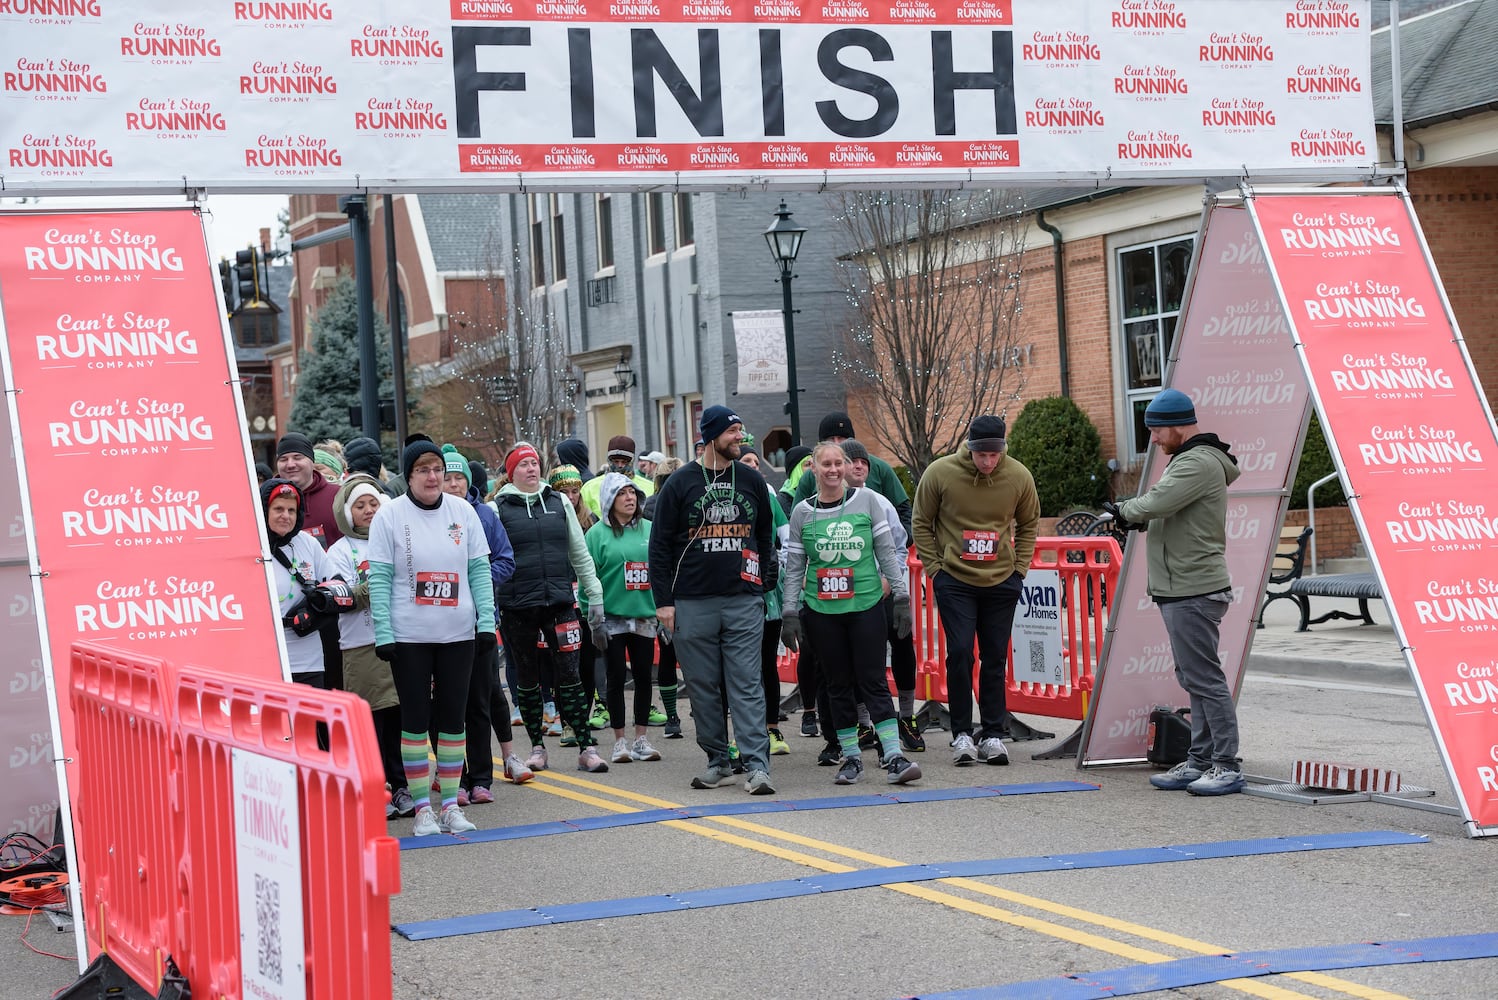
left=550, top=194, right=567, bottom=282
left=674, top=193, right=694, bottom=248
left=646, top=193, right=666, bottom=256
left=1118, top=235, right=1193, bottom=455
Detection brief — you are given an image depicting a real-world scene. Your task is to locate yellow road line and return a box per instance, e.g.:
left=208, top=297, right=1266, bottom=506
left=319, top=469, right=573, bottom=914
left=532, top=772, right=1411, bottom=1000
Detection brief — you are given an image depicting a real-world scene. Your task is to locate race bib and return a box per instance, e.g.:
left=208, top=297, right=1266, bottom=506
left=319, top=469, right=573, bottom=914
left=624, top=561, right=651, bottom=591
left=554, top=619, right=583, bottom=653
left=815, top=566, right=855, bottom=600
left=961, top=530, right=1000, bottom=562
left=414, top=571, right=460, bottom=606
left=740, top=548, right=761, bottom=586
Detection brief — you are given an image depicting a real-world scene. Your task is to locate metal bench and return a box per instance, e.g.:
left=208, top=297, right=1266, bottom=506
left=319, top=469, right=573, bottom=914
left=1259, top=525, right=1312, bottom=628
left=1286, top=572, right=1381, bottom=632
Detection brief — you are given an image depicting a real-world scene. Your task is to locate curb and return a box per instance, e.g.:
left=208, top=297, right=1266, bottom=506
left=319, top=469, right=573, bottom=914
left=1246, top=651, right=1411, bottom=686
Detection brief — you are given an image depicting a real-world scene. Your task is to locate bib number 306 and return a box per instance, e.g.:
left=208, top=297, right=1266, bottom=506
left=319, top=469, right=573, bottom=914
left=816, top=566, right=854, bottom=600
left=415, top=571, right=461, bottom=606
left=961, top=530, right=999, bottom=562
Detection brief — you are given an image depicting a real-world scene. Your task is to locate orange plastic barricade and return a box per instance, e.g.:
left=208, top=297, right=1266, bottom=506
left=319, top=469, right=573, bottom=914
left=69, top=642, right=181, bottom=993
left=173, top=663, right=401, bottom=1000
left=774, top=539, right=1119, bottom=724
left=67, top=639, right=400, bottom=1000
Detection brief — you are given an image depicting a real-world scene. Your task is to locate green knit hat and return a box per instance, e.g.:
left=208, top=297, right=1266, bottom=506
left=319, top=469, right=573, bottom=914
left=313, top=449, right=344, bottom=478
left=547, top=464, right=582, bottom=488
left=441, top=443, right=471, bottom=485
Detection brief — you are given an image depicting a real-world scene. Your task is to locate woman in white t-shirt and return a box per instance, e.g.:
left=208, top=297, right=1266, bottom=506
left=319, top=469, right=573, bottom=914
left=262, top=478, right=338, bottom=687
left=367, top=442, right=496, bottom=839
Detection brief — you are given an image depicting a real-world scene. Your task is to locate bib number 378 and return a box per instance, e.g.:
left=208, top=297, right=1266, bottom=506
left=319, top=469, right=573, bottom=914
left=961, top=530, right=999, bottom=562
left=415, top=571, right=460, bottom=606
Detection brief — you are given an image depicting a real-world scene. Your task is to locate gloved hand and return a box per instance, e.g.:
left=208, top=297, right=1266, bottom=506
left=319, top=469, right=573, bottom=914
left=587, top=605, right=607, bottom=651
left=780, top=611, right=802, bottom=653
left=893, top=599, right=913, bottom=639
left=1101, top=501, right=1138, bottom=532
left=475, top=631, right=498, bottom=658
left=762, top=556, right=779, bottom=593
left=375, top=643, right=396, bottom=663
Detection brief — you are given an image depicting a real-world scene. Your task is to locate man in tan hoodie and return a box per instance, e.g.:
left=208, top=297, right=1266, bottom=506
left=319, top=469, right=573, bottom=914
left=912, top=415, right=1040, bottom=767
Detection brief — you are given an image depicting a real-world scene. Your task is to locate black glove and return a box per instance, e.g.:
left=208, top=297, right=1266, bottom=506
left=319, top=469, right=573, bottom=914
left=1101, top=501, right=1138, bottom=532
left=893, top=599, right=913, bottom=639
left=282, top=599, right=323, bottom=637
left=780, top=611, right=802, bottom=653
left=375, top=643, right=396, bottom=663
left=306, top=578, right=356, bottom=615
left=762, top=556, right=779, bottom=593
left=475, top=631, right=498, bottom=658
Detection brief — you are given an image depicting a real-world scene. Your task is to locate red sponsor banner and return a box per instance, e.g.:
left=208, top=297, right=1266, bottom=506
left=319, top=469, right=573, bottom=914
left=450, top=0, right=1013, bottom=24
left=0, top=209, right=286, bottom=815
left=1253, top=190, right=1498, bottom=836
left=458, top=139, right=1019, bottom=171
left=1082, top=204, right=1308, bottom=765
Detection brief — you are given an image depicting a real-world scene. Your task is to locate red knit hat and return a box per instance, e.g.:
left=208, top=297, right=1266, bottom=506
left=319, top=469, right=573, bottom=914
left=505, top=442, right=540, bottom=480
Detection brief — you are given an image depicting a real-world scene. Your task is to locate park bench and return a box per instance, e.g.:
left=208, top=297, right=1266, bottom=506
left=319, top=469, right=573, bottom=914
left=1259, top=524, right=1382, bottom=631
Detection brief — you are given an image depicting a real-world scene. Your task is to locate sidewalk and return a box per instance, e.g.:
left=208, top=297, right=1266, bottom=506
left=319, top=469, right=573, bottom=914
left=1245, top=590, right=1408, bottom=685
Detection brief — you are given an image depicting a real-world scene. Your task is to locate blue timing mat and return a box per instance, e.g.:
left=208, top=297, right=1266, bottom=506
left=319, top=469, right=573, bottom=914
left=397, top=781, right=1099, bottom=850
left=393, top=830, right=1426, bottom=941
left=912, top=932, right=1498, bottom=999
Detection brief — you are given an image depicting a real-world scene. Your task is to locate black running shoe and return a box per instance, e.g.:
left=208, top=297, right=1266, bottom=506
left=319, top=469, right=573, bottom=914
left=817, top=743, right=843, bottom=766
left=857, top=724, right=878, bottom=750
left=800, top=711, right=820, bottom=738
left=834, top=756, right=864, bottom=785
left=899, top=716, right=926, bottom=753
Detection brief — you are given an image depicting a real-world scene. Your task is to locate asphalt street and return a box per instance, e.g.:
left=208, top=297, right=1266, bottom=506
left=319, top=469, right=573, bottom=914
left=9, top=602, right=1496, bottom=999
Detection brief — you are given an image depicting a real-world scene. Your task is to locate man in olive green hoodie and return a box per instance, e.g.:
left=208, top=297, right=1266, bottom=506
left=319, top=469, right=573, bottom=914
left=912, top=415, right=1039, bottom=767
left=1112, top=388, right=1244, bottom=797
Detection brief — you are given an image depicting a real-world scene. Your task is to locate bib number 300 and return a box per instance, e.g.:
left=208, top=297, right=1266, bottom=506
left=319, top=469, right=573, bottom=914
left=961, top=530, right=999, bottom=562
left=740, top=549, right=761, bottom=586
left=415, top=571, right=461, bottom=606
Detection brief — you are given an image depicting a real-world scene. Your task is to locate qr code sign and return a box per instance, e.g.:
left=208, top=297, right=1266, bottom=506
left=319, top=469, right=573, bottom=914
left=255, top=873, right=283, bottom=984
left=1028, top=640, right=1047, bottom=681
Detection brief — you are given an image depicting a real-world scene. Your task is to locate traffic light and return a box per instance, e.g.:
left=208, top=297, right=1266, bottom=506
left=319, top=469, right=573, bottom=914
left=217, top=259, right=236, bottom=315
left=234, top=248, right=261, bottom=306
left=348, top=401, right=398, bottom=432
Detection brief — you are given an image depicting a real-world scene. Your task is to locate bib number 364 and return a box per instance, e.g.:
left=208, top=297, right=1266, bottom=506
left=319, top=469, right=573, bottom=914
left=961, top=530, right=999, bottom=562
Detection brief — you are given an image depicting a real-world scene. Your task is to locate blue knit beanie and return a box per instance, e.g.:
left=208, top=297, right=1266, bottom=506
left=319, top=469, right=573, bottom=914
left=1143, top=388, right=1197, bottom=427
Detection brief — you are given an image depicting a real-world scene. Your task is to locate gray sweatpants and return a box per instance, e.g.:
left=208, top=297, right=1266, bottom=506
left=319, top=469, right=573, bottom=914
left=674, top=594, right=770, bottom=774
left=1158, top=592, right=1240, bottom=769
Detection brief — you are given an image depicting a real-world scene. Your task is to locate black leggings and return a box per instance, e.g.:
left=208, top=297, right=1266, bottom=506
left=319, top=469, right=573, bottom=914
left=803, top=607, right=894, bottom=735
left=884, top=594, right=917, bottom=691
left=656, top=638, right=677, bottom=689
left=501, top=605, right=584, bottom=688
left=761, top=619, right=783, bottom=731
left=391, top=641, right=472, bottom=737
left=605, top=632, right=655, bottom=729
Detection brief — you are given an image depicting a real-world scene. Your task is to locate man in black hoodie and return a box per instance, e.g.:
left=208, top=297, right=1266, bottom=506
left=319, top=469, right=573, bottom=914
left=555, top=438, right=593, bottom=483
left=649, top=406, right=778, bottom=795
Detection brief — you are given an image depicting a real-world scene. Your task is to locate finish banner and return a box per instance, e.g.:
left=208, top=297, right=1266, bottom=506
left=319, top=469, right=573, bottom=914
left=1250, top=189, right=1498, bottom=838
left=0, top=0, right=1375, bottom=191
left=1080, top=202, right=1308, bottom=767
left=0, top=209, right=287, bottom=839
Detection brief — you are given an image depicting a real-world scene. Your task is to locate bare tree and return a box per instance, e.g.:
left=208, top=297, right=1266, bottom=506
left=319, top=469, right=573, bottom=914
left=423, top=237, right=578, bottom=459
left=830, top=190, right=1028, bottom=478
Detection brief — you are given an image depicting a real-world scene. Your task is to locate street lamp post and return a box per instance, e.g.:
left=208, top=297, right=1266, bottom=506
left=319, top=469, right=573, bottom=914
left=763, top=202, right=807, bottom=447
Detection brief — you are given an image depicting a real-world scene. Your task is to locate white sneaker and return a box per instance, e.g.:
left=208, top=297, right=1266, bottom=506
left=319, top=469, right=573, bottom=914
left=951, top=733, right=978, bottom=766
left=411, top=805, right=440, bottom=837
left=611, top=737, right=633, bottom=763
left=977, top=736, right=1010, bottom=765
left=630, top=736, right=662, bottom=761
left=439, top=803, right=477, bottom=834
left=503, top=753, right=534, bottom=785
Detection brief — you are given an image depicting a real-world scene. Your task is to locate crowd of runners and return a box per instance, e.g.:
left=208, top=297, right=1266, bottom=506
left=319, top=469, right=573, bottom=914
left=258, top=389, right=1243, bottom=836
